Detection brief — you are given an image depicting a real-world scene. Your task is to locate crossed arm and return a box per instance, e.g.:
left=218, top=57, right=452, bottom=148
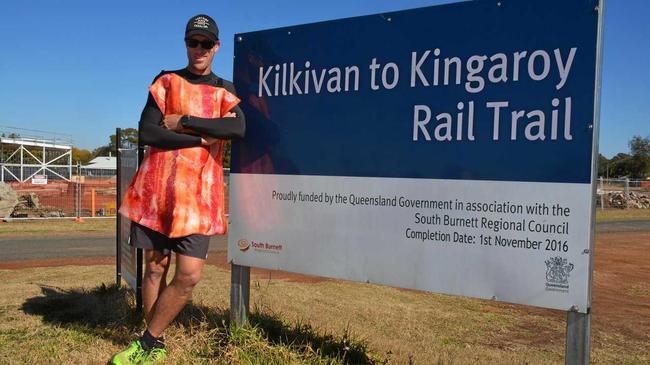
left=138, top=92, right=245, bottom=149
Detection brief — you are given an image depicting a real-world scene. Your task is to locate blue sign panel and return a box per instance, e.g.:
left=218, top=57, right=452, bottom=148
left=232, top=0, right=599, bottom=183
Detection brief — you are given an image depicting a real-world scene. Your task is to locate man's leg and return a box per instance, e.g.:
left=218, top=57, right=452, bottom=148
left=146, top=253, right=205, bottom=338
left=142, top=249, right=171, bottom=324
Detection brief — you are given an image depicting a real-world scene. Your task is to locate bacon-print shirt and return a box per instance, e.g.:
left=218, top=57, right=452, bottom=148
left=138, top=68, right=245, bottom=149
left=119, top=69, right=243, bottom=237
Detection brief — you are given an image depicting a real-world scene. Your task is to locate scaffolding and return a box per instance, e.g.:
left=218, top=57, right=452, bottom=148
left=0, top=126, right=73, bottom=183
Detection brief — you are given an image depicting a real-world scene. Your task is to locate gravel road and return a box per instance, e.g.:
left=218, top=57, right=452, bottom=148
left=0, top=220, right=647, bottom=262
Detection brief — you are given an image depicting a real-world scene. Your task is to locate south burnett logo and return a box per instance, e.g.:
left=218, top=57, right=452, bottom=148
left=251, top=240, right=283, bottom=253
left=237, top=239, right=250, bottom=251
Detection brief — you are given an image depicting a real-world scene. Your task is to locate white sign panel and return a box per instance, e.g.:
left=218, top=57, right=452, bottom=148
left=31, top=175, right=47, bottom=185
left=229, top=175, right=592, bottom=312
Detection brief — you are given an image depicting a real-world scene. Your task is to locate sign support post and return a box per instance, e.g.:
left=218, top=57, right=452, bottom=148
left=565, top=310, right=591, bottom=365
left=230, top=263, right=250, bottom=325
left=565, top=1, right=604, bottom=363
left=135, top=251, right=143, bottom=311
left=135, top=135, right=144, bottom=312
left=116, top=128, right=122, bottom=287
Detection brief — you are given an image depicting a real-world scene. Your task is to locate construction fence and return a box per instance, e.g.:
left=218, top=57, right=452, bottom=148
left=7, top=165, right=232, bottom=219
left=596, top=178, right=650, bottom=209
left=9, top=165, right=116, bottom=219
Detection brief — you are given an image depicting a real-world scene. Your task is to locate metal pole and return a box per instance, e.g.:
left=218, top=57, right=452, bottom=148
left=136, top=248, right=143, bottom=311
left=625, top=177, right=630, bottom=209
left=135, top=128, right=144, bottom=311
left=599, top=177, right=604, bottom=210
left=20, top=146, right=23, bottom=182
left=116, top=128, right=122, bottom=287
left=565, top=0, right=604, bottom=363
left=68, top=146, right=72, bottom=181
left=565, top=309, right=591, bottom=365
left=76, top=162, right=81, bottom=219
left=230, top=263, right=250, bottom=325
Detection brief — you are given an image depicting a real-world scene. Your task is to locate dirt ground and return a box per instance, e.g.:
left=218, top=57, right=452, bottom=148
left=480, top=231, right=650, bottom=347
left=1, top=231, right=648, bottom=348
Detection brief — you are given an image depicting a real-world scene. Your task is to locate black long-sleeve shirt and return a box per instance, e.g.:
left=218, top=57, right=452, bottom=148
left=138, top=68, right=245, bottom=149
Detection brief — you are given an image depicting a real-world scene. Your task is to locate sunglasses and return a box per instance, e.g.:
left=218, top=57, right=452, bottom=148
left=185, top=38, right=216, bottom=50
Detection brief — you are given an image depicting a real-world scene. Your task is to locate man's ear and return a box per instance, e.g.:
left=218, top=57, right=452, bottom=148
left=213, top=40, right=221, bottom=53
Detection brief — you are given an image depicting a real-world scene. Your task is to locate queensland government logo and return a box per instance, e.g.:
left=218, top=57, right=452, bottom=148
left=545, top=256, right=574, bottom=293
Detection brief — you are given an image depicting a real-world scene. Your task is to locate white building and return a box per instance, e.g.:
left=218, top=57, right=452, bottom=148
left=82, top=155, right=116, bottom=177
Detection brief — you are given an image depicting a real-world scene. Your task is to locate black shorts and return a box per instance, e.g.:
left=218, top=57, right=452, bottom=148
left=130, top=222, right=210, bottom=260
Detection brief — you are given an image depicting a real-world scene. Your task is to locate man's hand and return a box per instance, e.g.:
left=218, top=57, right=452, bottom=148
left=161, top=114, right=183, bottom=131
left=201, top=136, right=220, bottom=146
left=223, top=112, right=236, bottom=118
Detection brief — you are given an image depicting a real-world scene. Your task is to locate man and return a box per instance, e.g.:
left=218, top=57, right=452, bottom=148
left=111, top=14, right=245, bottom=364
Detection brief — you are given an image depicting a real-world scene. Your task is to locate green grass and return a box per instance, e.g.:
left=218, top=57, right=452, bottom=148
left=595, top=208, right=650, bottom=222
left=0, top=218, right=115, bottom=236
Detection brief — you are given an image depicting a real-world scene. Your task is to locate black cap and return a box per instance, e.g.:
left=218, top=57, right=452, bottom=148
left=185, top=14, right=219, bottom=41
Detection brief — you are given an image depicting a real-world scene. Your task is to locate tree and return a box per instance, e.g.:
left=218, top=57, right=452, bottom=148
left=72, top=147, right=92, bottom=164
left=608, top=153, right=632, bottom=178
left=91, top=145, right=112, bottom=158
left=630, top=135, right=650, bottom=157
left=92, top=128, right=138, bottom=158
left=111, top=128, right=138, bottom=150
left=597, top=153, right=609, bottom=177
left=628, top=135, right=650, bottom=178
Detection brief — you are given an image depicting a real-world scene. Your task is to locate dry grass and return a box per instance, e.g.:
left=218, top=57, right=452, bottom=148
left=0, top=265, right=648, bottom=364
left=595, top=208, right=650, bottom=222
left=0, top=218, right=115, bottom=237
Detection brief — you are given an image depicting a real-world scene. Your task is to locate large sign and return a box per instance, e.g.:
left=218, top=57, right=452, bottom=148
left=229, top=0, right=601, bottom=312
left=117, top=147, right=139, bottom=291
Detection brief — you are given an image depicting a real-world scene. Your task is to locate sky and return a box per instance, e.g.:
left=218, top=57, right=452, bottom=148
left=0, top=0, right=647, bottom=158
